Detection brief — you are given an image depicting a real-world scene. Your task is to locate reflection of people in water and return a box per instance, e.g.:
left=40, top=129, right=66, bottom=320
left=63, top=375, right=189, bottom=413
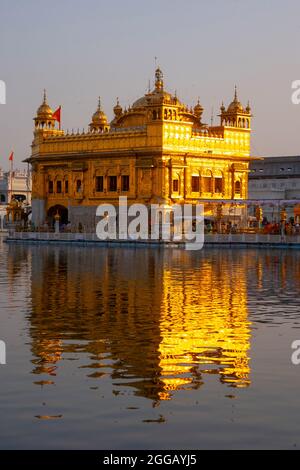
left=23, top=246, right=252, bottom=402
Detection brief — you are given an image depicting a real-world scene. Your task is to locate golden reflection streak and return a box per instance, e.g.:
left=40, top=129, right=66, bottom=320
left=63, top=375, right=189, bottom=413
left=157, top=253, right=251, bottom=399
left=7, top=245, right=253, bottom=402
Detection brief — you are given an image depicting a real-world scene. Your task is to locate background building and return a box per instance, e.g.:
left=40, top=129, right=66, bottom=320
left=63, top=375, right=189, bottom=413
left=0, top=168, right=31, bottom=230
left=0, top=168, right=31, bottom=205
left=249, top=156, right=300, bottom=221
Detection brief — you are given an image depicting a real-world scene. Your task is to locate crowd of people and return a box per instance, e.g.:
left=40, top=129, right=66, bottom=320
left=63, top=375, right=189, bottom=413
left=204, top=217, right=300, bottom=235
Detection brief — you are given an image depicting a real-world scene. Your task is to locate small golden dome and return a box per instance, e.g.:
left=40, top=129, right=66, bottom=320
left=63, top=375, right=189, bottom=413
left=92, top=97, right=108, bottom=125
left=36, top=90, right=53, bottom=119
left=194, top=98, right=203, bottom=118
left=227, top=86, right=244, bottom=113
left=227, top=100, right=244, bottom=113
left=113, top=97, right=122, bottom=117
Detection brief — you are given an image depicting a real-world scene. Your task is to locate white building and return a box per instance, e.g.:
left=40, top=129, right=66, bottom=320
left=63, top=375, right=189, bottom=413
left=0, top=168, right=31, bottom=230
left=249, top=156, right=300, bottom=221
left=0, top=168, right=31, bottom=205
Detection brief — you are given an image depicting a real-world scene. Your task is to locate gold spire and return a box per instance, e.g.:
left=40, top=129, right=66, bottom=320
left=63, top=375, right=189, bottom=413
left=36, top=89, right=53, bottom=120
left=155, top=67, right=164, bottom=91
left=90, top=96, right=109, bottom=132
left=194, top=97, right=203, bottom=120
left=227, top=85, right=244, bottom=113
left=113, top=97, right=122, bottom=118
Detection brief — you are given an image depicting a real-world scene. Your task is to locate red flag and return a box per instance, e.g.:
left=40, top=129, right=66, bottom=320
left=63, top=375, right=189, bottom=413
left=9, top=151, right=14, bottom=161
left=52, top=106, right=61, bottom=124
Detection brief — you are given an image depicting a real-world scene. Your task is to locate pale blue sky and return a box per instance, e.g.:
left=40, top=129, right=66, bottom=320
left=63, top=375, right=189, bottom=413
left=1, top=0, right=300, bottom=168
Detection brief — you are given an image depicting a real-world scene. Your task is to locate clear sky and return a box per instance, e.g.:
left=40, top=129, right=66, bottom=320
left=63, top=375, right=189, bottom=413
left=1, top=0, right=300, bottom=169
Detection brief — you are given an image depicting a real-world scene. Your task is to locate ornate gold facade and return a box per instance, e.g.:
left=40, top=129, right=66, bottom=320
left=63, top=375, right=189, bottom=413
left=27, top=69, right=254, bottom=228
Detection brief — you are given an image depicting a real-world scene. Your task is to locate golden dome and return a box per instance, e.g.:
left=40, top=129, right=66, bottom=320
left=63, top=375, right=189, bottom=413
left=128, top=68, right=182, bottom=112
left=194, top=98, right=203, bottom=118
left=227, top=100, right=244, bottom=113
left=36, top=90, right=53, bottom=119
left=227, top=86, right=245, bottom=113
left=113, top=97, right=122, bottom=117
left=92, top=97, right=108, bottom=125
left=132, top=90, right=173, bottom=109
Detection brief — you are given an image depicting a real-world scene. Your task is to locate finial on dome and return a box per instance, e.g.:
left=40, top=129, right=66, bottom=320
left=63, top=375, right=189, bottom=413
left=194, top=97, right=204, bottom=120
left=34, top=89, right=54, bottom=131
left=234, top=85, right=238, bottom=101
left=155, top=66, right=164, bottom=91
left=113, top=97, right=122, bottom=117
left=89, top=96, right=109, bottom=133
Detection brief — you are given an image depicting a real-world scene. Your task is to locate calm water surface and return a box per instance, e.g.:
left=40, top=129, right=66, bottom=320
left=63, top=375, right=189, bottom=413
left=0, top=239, right=300, bottom=449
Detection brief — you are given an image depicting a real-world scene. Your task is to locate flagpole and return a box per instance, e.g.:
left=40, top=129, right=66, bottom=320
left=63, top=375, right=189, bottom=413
left=10, top=152, right=13, bottom=202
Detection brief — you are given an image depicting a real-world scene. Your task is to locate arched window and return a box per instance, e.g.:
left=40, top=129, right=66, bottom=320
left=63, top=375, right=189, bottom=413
left=76, top=179, right=82, bottom=193
left=56, top=180, right=62, bottom=194
left=0, top=194, right=5, bottom=203
left=173, top=179, right=179, bottom=192
left=214, top=171, right=223, bottom=193
left=191, top=175, right=200, bottom=192
left=234, top=180, right=241, bottom=194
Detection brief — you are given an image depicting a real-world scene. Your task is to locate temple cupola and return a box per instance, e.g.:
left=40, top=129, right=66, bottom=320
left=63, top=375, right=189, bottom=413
left=89, top=97, right=110, bottom=133
left=34, top=90, right=55, bottom=130
left=219, top=86, right=252, bottom=129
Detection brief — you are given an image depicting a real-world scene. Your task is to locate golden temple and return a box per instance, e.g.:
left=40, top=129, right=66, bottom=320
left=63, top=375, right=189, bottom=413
left=27, top=68, right=254, bottom=229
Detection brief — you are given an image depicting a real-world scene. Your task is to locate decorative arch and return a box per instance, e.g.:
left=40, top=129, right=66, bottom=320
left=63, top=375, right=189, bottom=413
left=47, top=204, right=69, bottom=225
left=234, top=179, right=241, bottom=195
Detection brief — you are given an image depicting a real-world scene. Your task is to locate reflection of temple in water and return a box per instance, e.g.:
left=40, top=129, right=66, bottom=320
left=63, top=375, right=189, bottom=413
left=6, top=243, right=257, bottom=402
